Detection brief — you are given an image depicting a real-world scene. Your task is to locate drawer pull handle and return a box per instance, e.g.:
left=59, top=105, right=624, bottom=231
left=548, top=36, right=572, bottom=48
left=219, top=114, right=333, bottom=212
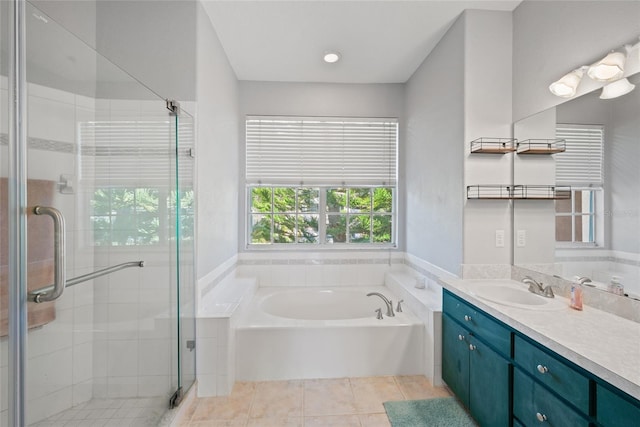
left=536, top=364, right=549, bottom=374
left=458, top=334, right=465, bottom=341
left=469, top=344, right=476, bottom=351
left=536, top=412, right=547, bottom=422
left=464, top=315, right=472, bottom=322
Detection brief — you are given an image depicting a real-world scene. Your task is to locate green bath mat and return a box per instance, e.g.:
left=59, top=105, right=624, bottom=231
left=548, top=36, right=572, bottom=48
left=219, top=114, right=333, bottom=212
left=383, top=397, right=477, bottom=427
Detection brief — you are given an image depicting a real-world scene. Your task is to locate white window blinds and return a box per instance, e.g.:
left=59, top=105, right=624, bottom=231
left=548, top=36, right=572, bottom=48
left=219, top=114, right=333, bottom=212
left=555, top=124, right=604, bottom=186
left=79, top=119, right=194, bottom=188
left=246, top=116, right=398, bottom=186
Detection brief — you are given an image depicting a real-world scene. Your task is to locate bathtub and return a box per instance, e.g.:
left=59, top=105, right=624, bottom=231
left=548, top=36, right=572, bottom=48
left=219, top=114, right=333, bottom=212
left=235, top=286, right=424, bottom=381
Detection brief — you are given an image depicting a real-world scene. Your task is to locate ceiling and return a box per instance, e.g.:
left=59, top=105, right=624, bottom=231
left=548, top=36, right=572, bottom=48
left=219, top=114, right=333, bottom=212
left=201, top=0, right=521, bottom=84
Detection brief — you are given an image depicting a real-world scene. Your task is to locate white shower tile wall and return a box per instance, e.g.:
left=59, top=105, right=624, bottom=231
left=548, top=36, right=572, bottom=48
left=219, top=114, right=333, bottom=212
left=1, top=83, right=180, bottom=424
left=0, top=82, right=100, bottom=424
left=92, top=250, right=176, bottom=400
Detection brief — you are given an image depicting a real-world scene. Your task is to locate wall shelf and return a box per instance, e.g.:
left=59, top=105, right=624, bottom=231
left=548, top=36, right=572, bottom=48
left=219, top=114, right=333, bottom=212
left=467, top=185, right=514, bottom=199
left=516, top=139, right=566, bottom=154
left=467, top=185, right=571, bottom=200
left=470, top=138, right=516, bottom=153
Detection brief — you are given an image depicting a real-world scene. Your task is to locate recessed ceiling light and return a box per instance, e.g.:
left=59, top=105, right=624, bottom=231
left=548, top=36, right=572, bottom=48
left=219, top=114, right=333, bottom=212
left=323, top=51, right=341, bottom=64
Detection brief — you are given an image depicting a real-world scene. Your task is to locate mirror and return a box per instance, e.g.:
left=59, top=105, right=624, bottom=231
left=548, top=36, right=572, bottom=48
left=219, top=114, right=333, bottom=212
left=513, top=73, right=640, bottom=301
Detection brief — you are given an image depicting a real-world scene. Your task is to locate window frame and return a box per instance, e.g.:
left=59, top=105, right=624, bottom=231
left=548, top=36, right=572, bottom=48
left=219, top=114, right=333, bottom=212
left=244, top=115, right=399, bottom=250
left=555, top=187, right=602, bottom=248
left=246, top=185, right=397, bottom=249
left=555, top=123, right=605, bottom=248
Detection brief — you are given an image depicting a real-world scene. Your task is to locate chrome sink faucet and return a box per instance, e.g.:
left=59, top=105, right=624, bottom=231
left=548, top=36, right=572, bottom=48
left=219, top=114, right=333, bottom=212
left=522, top=276, right=555, bottom=298
left=367, top=292, right=395, bottom=317
left=576, top=276, right=592, bottom=285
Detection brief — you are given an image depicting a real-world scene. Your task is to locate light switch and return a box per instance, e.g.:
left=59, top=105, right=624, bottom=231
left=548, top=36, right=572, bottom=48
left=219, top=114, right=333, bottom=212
left=517, top=230, right=526, bottom=247
left=495, top=230, right=505, bottom=247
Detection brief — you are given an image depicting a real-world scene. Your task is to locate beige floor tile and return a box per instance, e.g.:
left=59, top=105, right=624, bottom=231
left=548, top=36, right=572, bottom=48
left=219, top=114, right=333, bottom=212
left=358, top=413, right=392, bottom=427
left=250, top=380, right=303, bottom=418
left=304, top=415, right=362, bottom=427
left=191, top=383, right=256, bottom=422
left=188, top=420, right=247, bottom=427
left=394, top=375, right=451, bottom=400
left=246, top=417, right=303, bottom=427
left=349, top=377, right=404, bottom=414
left=178, top=398, right=200, bottom=426
left=304, top=378, right=358, bottom=416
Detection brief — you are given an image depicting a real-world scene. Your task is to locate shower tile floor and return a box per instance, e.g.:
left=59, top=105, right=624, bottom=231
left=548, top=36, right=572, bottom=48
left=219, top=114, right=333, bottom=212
left=179, top=375, right=452, bottom=427
left=30, top=396, right=168, bottom=427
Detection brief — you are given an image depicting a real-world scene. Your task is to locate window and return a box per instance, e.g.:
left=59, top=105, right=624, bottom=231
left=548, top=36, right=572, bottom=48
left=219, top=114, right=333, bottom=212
left=555, top=124, right=604, bottom=245
left=90, top=188, right=194, bottom=246
left=80, top=118, right=195, bottom=247
left=246, top=116, right=398, bottom=247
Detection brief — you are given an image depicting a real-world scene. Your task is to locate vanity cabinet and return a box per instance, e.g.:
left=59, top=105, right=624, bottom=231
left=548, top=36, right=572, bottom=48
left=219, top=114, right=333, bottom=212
left=442, top=292, right=510, bottom=427
left=442, top=288, right=640, bottom=427
left=513, top=368, right=589, bottom=427
left=513, top=335, right=590, bottom=414
left=597, top=384, right=640, bottom=427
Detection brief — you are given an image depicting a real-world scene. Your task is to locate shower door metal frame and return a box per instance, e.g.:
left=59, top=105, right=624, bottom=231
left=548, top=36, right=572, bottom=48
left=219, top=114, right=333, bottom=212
left=7, top=0, right=28, bottom=425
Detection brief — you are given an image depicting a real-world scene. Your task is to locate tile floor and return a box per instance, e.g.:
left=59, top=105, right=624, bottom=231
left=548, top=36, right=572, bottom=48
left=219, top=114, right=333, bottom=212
left=30, top=397, right=167, bottom=427
left=179, top=376, right=452, bottom=427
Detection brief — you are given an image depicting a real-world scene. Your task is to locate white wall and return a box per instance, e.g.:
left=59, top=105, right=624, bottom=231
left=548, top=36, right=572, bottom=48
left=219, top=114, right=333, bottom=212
left=462, top=10, right=513, bottom=269
left=30, top=0, right=197, bottom=103
left=607, top=83, right=640, bottom=255
left=513, top=0, right=640, bottom=122
left=95, top=0, right=197, bottom=102
left=513, top=108, right=557, bottom=266
left=195, top=3, right=240, bottom=280
left=237, top=81, right=405, bottom=251
left=404, top=10, right=513, bottom=276
left=404, top=14, right=465, bottom=276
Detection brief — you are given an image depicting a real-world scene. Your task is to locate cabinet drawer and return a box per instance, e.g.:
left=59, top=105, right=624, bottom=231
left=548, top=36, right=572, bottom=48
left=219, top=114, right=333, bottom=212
left=597, top=384, right=640, bottom=427
left=443, top=290, right=510, bottom=357
left=514, top=335, right=589, bottom=413
left=514, top=369, right=589, bottom=427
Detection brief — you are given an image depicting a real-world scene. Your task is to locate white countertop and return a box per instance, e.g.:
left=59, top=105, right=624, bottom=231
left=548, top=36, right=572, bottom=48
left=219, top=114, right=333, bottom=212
left=440, top=278, right=640, bottom=400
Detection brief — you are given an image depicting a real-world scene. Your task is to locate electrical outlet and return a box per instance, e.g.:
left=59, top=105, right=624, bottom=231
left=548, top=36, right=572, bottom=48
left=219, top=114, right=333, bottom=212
left=517, top=229, right=526, bottom=247
left=495, top=230, right=505, bottom=247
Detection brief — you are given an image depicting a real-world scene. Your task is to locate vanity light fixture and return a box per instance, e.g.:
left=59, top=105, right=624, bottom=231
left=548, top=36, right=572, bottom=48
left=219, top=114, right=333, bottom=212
left=549, top=36, right=640, bottom=99
left=587, top=50, right=627, bottom=82
left=549, top=67, right=586, bottom=98
left=600, top=77, right=636, bottom=99
left=323, top=51, right=341, bottom=64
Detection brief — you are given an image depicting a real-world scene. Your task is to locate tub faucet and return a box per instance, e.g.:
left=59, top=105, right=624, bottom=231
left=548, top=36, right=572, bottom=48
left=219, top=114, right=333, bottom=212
left=367, top=292, right=395, bottom=317
left=522, top=276, right=554, bottom=298
left=576, top=276, right=592, bottom=285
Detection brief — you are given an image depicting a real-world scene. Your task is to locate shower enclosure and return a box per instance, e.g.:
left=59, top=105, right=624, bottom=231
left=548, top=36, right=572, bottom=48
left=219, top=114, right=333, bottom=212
left=1, top=2, right=196, bottom=425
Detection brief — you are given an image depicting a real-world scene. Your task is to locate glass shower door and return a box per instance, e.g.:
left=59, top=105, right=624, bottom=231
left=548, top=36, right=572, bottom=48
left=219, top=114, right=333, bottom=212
left=0, top=2, right=195, bottom=425
left=174, top=110, right=196, bottom=404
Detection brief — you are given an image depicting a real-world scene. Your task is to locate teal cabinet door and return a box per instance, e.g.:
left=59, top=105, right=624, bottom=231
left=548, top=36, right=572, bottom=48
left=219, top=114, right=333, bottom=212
left=597, top=384, right=640, bottom=427
left=469, top=335, right=510, bottom=427
left=513, top=369, right=589, bottom=427
left=442, top=314, right=470, bottom=408
left=442, top=314, right=510, bottom=427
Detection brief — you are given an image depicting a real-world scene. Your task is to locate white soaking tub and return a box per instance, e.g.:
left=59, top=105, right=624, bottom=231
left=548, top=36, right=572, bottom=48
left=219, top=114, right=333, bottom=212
left=235, top=286, right=424, bottom=381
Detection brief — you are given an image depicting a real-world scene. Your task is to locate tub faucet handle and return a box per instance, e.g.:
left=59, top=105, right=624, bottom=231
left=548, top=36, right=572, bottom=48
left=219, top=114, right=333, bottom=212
left=375, top=308, right=383, bottom=320
left=396, top=300, right=404, bottom=313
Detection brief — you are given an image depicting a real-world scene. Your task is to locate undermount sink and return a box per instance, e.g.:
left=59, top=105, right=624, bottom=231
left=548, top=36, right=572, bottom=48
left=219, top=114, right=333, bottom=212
left=469, top=283, right=565, bottom=310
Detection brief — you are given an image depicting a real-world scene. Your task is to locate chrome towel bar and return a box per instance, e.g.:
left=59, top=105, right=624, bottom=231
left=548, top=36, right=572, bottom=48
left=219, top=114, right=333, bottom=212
left=28, top=204, right=144, bottom=303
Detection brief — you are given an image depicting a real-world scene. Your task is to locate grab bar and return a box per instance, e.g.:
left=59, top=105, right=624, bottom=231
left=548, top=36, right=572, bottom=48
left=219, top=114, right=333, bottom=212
left=30, top=206, right=66, bottom=303
left=30, top=261, right=144, bottom=302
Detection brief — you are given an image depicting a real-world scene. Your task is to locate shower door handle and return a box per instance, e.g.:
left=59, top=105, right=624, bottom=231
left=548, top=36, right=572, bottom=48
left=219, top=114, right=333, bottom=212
left=29, top=206, right=66, bottom=303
